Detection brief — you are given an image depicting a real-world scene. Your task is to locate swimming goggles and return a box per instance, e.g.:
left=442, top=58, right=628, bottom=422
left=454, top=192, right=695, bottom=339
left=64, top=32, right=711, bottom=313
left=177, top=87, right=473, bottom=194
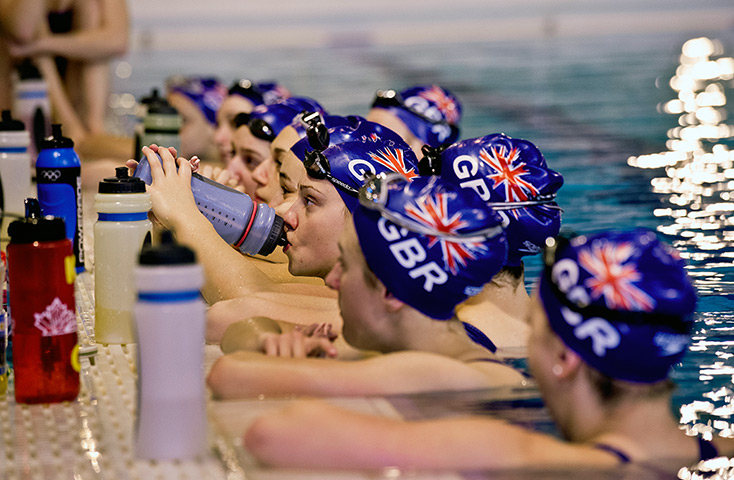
left=418, top=145, right=562, bottom=211
left=359, top=172, right=504, bottom=243
left=371, top=89, right=450, bottom=126
left=248, top=118, right=277, bottom=142
left=302, top=119, right=360, bottom=198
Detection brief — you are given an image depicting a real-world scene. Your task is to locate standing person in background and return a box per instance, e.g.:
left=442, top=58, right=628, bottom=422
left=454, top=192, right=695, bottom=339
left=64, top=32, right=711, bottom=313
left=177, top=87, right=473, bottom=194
left=367, top=84, right=462, bottom=157
left=0, top=0, right=130, bottom=157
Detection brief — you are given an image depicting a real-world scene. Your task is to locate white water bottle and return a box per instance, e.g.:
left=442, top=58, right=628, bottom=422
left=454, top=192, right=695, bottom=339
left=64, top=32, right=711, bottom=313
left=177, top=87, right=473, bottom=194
left=0, top=110, right=32, bottom=217
left=94, top=167, right=152, bottom=344
left=12, top=60, right=50, bottom=162
left=134, top=231, right=206, bottom=460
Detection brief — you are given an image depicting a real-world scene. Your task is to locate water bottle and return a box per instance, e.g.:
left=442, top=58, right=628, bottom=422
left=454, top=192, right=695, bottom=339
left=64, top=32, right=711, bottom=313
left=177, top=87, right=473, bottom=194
left=134, top=231, right=206, bottom=460
left=94, top=167, right=152, bottom=344
left=12, top=59, right=50, bottom=162
left=133, top=156, right=287, bottom=256
left=0, top=110, right=33, bottom=216
left=0, top=257, right=6, bottom=396
left=7, top=198, right=79, bottom=404
left=36, top=124, right=85, bottom=272
left=139, top=95, right=181, bottom=153
left=133, top=88, right=164, bottom=158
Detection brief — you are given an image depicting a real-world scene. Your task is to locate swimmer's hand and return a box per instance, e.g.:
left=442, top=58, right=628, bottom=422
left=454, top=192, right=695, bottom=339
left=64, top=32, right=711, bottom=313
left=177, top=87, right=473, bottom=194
left=198, top=164, right=245, bottom=192
left=126, top=144, right=197, bottom=176
left=260, top=323, right=338, bottom=359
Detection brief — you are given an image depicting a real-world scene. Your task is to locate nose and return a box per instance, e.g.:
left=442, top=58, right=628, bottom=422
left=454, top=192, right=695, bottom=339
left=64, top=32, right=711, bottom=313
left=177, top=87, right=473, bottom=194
left=252, top=158, right=272, bottom=187
left=282, top=201, right=299, bottom=232
left=324, top=262, right=341, bottom=290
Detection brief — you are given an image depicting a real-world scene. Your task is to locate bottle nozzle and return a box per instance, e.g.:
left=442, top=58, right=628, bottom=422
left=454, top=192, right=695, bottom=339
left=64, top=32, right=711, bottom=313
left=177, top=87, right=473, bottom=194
left=51, top=124, right=63, bottom=138
left=24, top=198, right=41, bottom=219
left=115, top=166, right=130, bottom=179
left=1, top=110, right=10, bottom=122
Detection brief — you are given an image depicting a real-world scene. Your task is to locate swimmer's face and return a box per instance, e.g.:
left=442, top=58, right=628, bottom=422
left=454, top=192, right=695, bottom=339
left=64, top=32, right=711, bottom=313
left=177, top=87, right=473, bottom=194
left=282, top=156, right=348, bottom=279
left=168, top=92, right=218, bottom=161
left=274, top=135, right=306, bottom=217
left=228, top=125, right=271, bottom=200
left=325, top=221, right=388, bottom=351
left=253, top=127, right=299, bottom=207
left=214, top=95, right=257, bottom=164
left=367, top=108, right=424, bottom=158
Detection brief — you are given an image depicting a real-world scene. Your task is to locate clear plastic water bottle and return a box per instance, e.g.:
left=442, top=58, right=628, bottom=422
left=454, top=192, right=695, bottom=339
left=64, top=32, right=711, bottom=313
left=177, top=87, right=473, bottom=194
left=133, top=88, right=164, bottom=158
left=133, top=156, right=287, bottom=256
left=7, top=198, right=79, bottom=404
left=94, top=167, right=152, bottom=344
left=12, top=59, right=50, bottom=162
left=134, top=231, right=206, bottom=460
left=36, top=124, right=85, bottom=272
left=0, top=109, right=33, bottom=216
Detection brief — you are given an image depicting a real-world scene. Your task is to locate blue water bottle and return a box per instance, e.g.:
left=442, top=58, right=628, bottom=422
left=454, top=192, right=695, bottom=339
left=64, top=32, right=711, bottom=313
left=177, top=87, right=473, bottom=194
left=36, top=124, right=85, bottom=272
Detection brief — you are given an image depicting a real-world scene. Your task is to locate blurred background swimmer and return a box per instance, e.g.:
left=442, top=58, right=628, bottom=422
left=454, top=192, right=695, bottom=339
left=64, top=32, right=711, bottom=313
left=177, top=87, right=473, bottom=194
left=206, top=173, right=527, bottom=399
left=165, top=75, right=227, bottom=165
left=244, top=229, right=734, bottom=473
left=367, top=84, right=462, bottom=157
left=226, top=96, right=324, bottom=203
left=213, top=79, right=291, bottom=165
left=422, top=133, right=564, bottom=354
left=0, top=0, right=132, bottom=159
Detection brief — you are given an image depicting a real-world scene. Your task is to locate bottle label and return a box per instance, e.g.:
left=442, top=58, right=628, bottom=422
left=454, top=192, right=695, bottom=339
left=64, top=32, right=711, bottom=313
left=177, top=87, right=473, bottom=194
left=36, top=166, right=81, bottom=185
left=97, top=212, right=149, bottom=222
left=33, top=297, right=76, bottom=336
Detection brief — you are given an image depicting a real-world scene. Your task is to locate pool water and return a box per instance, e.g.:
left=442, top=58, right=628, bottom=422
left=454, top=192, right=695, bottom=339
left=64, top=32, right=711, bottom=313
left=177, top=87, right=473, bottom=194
left=114, top=26, right=734, bottom=466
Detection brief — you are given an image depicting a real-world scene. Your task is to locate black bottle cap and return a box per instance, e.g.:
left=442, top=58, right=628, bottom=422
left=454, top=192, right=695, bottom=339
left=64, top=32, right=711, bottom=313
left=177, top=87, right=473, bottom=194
left=0, top=110, right=25, bottom=131
left=40, top=124, right=74, bottom=149
left=141, top=88, right=162, bottom=105
left=146, top=97, right=178, bottom=115
left=139, top=229, right=196, bottom=265
left=8, top=198, right=66, bottom=244
left=98, top=166, right=147, bottom=193
left=16, top=59, right=42, bottom=80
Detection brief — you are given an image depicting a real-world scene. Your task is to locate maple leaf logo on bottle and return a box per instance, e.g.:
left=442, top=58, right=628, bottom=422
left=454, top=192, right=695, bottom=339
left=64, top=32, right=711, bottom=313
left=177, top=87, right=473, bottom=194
left=33, top=297, right=76, bottom=336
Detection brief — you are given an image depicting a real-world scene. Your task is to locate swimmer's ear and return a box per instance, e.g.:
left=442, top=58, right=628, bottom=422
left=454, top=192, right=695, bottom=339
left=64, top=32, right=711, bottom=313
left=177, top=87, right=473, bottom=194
left=555, top=346, right=582, bottom=380
left=382, top=289, right=406, bottom=314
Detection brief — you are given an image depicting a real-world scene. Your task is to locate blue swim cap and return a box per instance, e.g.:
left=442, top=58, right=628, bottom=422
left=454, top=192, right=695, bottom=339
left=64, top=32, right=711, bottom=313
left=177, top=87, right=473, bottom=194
left=248, top=97, right=325, bottom=142
left=291, top=119, right=420, bottom=211
left=228, top=79, right=291, bottom=106
left=371, top=85, right=462, bottom=147
left=433, top=133, right=564, bottom=267
left=539, top=229, right=697, bottom=383
left=167, top=76, right=228, bottom=125
left=354, top=174, right=507, bottom=320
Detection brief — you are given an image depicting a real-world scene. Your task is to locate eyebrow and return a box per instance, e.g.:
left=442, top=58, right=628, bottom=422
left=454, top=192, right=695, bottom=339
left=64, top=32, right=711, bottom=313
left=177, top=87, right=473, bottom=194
left=273, top=148, right=287, bottom=167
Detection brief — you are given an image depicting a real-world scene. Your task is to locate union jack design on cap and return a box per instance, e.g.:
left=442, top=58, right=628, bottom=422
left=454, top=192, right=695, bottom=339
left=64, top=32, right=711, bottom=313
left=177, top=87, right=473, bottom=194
left=439, top=134, right=564, bottom=267
left=539, top=229, right=697, bottom=383
left=353, top=175, right=507, bottom=320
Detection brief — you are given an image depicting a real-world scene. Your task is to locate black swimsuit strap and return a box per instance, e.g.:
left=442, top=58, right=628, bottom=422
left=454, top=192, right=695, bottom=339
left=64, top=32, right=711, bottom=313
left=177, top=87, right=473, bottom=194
left=594, top=443, right=631, bottom=464
left=698, top=437, right=719, bottom=461
left=461, top=322, right=497, bottom=353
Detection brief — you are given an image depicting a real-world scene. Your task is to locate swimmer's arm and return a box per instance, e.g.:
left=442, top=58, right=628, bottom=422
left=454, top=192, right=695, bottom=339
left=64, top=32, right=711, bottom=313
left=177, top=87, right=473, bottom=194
left=244, top=401, right=620, bottom=470
left=207, top=350, right=522, bottom=399
left=206, top=291, right=339, bottom=343
left=140, top=146, right=277, bottom=302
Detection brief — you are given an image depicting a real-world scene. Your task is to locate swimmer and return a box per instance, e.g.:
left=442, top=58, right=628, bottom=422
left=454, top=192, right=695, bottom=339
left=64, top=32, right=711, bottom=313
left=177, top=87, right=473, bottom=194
left=421, top=133, right=564, bottom=353
left=214, top=79, right=290, bottom=164
left=166, top=75, right=227, bottom=164
left=367, top=84, right=462, bottom=157
left=226, top=96, right=323, bottom=203
left=244, top=229, right=734, bottom=473
left=205, top=116, right=421, bottom=341
left=206, top=172, right=527, bottom=398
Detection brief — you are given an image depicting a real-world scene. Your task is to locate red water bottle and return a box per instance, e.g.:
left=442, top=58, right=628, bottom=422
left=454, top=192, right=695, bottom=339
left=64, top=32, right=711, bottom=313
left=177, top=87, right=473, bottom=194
left=8, top=198, right=79, bottom=403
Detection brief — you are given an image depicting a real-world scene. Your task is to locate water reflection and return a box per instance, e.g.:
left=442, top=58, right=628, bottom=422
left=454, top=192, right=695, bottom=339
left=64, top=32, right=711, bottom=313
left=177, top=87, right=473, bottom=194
left=628, top=37, right=734, bottom=465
